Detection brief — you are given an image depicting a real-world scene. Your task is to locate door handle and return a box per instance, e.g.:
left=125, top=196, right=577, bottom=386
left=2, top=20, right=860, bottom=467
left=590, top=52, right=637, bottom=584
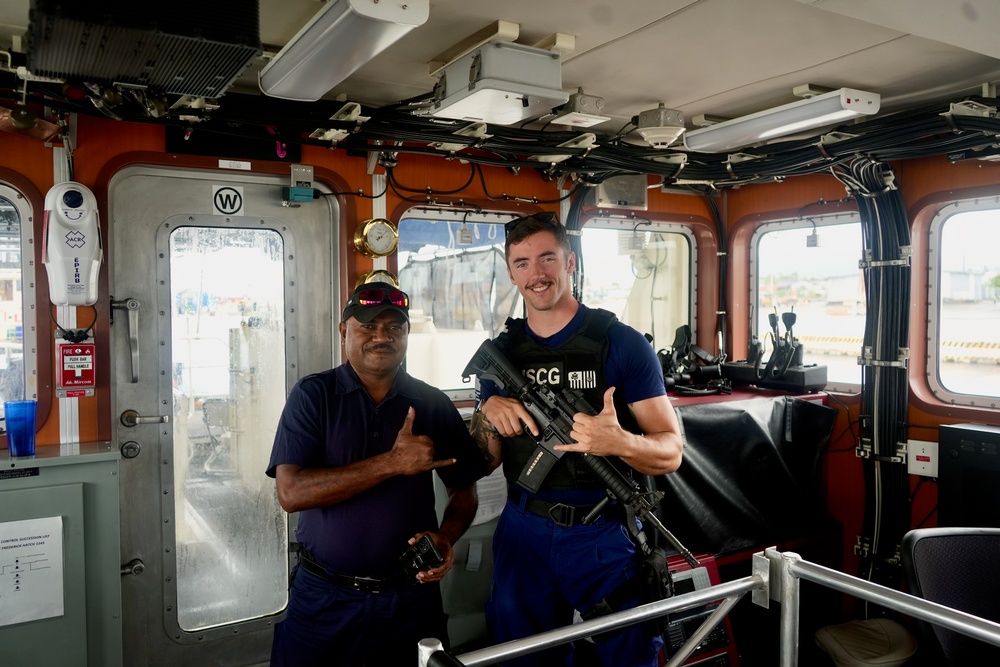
left=120, top=558, right=145, bottom=576
left=111, top=296, right=141, bottom=383
left=120, top=409, right=169, bottom=427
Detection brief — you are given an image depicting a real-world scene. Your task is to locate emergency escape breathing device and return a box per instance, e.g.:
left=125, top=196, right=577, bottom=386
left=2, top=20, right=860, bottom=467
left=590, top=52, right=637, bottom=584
left=43, top=182, right=102, bottom=397
left=43, top=181, right=102, bottom=307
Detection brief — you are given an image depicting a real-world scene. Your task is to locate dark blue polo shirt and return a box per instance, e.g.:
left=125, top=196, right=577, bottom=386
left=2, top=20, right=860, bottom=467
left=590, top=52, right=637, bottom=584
left=266, top=363, right=485, bottom=575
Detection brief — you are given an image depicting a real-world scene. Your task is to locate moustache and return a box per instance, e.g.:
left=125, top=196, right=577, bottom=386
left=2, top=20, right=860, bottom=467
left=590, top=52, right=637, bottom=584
left=367, top=344, right=396, bottom=354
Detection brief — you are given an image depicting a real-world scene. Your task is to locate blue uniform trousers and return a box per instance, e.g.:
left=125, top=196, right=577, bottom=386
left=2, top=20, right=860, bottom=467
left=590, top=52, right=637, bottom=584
left=486, top=498, right=663, bottom=667
left=270, top=566, right=448, bottom=666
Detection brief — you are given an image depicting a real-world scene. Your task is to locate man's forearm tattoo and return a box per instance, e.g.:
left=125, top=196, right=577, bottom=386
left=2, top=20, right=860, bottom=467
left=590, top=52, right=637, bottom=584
left=469, top=410, right=499, bottom=465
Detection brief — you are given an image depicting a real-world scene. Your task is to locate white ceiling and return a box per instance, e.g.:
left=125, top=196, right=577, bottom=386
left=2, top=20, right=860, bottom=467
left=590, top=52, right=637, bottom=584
left=3, top=0, right=1000, bottom=135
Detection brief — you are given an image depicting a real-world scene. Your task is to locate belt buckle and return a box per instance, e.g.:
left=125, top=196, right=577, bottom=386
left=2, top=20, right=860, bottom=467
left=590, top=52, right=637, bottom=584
left=547, top=503, right=576, bottom=528
left=354, top=575, right=383, bottom=593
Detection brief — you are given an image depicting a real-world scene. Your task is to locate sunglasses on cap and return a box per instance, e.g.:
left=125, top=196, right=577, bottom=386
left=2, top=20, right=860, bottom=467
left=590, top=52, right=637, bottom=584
left=504, top=211, right=560, bottom=235
left=350, top=287, right=409, bottom=309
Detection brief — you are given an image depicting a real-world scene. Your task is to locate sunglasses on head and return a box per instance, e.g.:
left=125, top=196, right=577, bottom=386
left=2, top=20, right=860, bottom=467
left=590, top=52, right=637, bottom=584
left=353, top=288, right=409, bottom=308
left=504, top=211, right=560, bottom=235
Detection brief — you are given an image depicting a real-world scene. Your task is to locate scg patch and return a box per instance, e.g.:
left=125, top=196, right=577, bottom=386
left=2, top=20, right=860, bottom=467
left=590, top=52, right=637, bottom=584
left=522, top=363, right=563, bottom=388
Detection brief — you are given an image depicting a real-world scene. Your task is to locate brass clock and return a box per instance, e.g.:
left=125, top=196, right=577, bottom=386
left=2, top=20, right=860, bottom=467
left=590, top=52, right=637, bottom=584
left=355, top=269, right=399, bottom=289
left=353, top=218, right=399, bottom=258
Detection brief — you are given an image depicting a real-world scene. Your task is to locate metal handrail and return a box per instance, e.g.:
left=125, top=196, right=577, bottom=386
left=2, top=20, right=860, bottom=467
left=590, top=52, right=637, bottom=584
left=770, top=548, right=1000, bottom=667
left=420, top=552, right=769, bottom=666
left=419, top=547, right=1000, bottom=666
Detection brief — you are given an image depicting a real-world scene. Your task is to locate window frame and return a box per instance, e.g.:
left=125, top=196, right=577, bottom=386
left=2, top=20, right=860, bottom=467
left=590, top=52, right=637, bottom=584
left=749, top=211, right=864, bottom=394
left=925, top=197, right=1000, bottom=409
left=397, top=207, right=698, bottom=400
left=0, top=183, right=39, bottom=410
left=397, top=208, right=521, bottom=402
left=579, top=213, right=698, bottom=345
left=164, top=222, right=291, bottom=632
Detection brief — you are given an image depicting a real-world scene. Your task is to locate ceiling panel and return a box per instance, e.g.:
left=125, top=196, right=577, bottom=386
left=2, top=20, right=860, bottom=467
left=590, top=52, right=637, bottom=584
left=3, top=0, right=1000, bottom=138
left=796, top=0, right=1000, bottom=59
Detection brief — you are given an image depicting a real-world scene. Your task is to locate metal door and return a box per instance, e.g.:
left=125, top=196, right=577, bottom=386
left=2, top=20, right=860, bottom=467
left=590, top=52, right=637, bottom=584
left=108, top=165, right=337, bottom=666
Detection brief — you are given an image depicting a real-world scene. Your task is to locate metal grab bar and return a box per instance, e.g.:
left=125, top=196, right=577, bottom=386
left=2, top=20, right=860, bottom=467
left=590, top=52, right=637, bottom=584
left=419, top=547, right=1000, bottom=667
left=111, top=297, right=141, bottom=383
left=422, top=559, right=769, bottom=666
left=772, top=548, right=1000, bottom=667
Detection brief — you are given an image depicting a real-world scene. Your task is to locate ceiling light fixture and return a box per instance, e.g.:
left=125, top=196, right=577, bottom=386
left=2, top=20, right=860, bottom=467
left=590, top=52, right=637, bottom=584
left=259, top=0, right=429, bottom=102
left=430, top=41, right=569, bottom=125
left=684, top=88, right=880, bottom=153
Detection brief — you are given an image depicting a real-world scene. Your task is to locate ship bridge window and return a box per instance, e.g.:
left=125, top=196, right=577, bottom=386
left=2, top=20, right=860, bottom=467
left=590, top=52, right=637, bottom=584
left=927, top=203, right=1000, bottom=406
left=0, top=185, right=37, bottom=410
left=577, top=218, right=694, bottom=354
left=751, top=216, right=864, bottom=391
left=398, top=212, right=694, bottom=397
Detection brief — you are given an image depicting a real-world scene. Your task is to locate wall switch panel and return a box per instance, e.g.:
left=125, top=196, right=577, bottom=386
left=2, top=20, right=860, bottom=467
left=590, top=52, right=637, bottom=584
left=907, top=439, right=938, bottom=477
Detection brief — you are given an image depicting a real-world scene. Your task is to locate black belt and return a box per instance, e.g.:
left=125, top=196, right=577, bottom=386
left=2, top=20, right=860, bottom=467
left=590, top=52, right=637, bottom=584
left=297, top=551, right=398, bottom=593
left=508, top=487, right=609, bottom=528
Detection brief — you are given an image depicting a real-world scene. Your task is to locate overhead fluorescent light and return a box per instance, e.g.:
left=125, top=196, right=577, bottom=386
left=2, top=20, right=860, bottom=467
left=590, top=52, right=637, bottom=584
left=259, top=0, right=429, bottom=102
left=684, top=88, right=880, bottom=153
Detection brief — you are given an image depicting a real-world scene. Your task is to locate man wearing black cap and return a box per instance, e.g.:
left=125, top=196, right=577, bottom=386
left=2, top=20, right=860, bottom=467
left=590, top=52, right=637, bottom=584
left=266, top=282, right=486, bottom=666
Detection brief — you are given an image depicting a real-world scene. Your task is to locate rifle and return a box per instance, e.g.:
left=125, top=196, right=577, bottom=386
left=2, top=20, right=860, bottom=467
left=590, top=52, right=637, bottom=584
left=462, top=339, right=698, bottom=568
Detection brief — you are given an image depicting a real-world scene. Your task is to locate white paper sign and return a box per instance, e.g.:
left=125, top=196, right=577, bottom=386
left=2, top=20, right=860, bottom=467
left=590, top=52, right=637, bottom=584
left=0, top=516, right=64, bottom=626
left=472, top=467, right=508, bottom=526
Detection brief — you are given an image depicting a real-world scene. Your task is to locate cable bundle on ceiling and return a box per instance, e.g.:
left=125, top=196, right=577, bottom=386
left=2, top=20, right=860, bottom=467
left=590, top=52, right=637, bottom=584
left=6, top=66, right=1000, bottom=192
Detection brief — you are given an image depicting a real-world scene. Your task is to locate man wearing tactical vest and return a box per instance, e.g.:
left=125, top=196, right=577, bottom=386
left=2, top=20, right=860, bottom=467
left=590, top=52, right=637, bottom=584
left=470, top=212, right=684, bottom=667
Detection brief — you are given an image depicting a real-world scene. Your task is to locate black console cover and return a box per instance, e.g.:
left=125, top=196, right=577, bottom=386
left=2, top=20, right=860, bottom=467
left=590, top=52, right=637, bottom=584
left=647, top=395, right=837, bottom=555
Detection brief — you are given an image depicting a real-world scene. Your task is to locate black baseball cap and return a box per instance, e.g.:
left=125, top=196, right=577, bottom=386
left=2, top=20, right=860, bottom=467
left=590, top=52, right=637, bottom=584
left=342, top=282, right=410, bottom=323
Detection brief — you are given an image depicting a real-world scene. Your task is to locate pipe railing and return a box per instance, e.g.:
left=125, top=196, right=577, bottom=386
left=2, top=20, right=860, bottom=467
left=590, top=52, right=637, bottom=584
left=420, top=552, right=770, bottom=666
left=419, top=547, right=1000, bottom=666
left=770, top=548, right=1000, bottom=667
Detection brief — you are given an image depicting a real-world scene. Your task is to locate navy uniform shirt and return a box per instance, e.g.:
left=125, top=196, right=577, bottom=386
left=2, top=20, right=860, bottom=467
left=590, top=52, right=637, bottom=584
left=266, top=363, right=485, bottom=575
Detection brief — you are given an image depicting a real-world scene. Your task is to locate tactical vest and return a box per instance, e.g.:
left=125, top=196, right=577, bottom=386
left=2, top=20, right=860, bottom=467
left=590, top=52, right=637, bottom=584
left=496, top=308, right=641, bottom=491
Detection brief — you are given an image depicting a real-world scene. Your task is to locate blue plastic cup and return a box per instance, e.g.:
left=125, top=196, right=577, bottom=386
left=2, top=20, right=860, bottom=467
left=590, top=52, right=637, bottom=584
left=5, top=400, right=37, bottom=457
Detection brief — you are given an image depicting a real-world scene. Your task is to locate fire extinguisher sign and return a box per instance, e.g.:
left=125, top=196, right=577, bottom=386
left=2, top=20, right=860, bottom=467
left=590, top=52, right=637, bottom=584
left=57, top=341, right=96, bottom=397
